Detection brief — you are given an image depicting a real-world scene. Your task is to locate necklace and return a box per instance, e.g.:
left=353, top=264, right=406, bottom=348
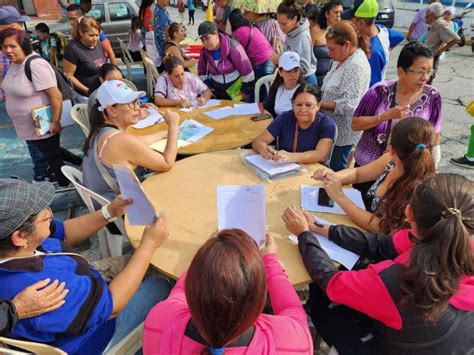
left=395, top=84, right=423, bottom=107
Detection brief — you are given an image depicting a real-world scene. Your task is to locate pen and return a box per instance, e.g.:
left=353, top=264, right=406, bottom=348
left=314, top=219, right=324, bottom=228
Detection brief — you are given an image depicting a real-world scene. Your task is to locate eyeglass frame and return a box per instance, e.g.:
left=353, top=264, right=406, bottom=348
left=33, top=207, right=54, bottom=226
left=292, top=102, right=319, bottom=110
left=404, top=68, right=433, bottom=79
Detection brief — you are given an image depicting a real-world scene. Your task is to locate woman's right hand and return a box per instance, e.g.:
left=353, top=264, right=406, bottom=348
left=312, top=167, right=333, bottom=181
left=141, top=212, right=169, bottom=250
left=163, top=109, right=180, bottom=128
left=260, top=233, right=278, bottom=256
left=179, top=99, right=192, bottom=108
left=258, top=143, right=275, bottom=160
left=384, top=105, right=411, bottom=120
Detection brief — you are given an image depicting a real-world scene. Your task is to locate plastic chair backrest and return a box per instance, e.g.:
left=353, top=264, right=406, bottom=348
left=70, top=103, right=90, bottom=136
left=0, top=337, right=66, bottom=355
left=121, top=79, right=138, bottom=91
left=142, top=56, right=159, bottom=98
left=255, top=73, right=276, bottom=103
left=103, top=322, right=144, bottom=355
left=117, top=37, right=134, bottom=65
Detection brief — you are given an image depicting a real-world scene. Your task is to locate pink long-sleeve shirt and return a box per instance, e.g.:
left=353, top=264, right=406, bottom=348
left=143, top=253, right=313, bottom=354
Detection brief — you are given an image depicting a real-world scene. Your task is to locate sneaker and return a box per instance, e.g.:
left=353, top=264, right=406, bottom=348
left=32, top=176, right=48, bottom=183
left=450, top=155, right=474, bottom=169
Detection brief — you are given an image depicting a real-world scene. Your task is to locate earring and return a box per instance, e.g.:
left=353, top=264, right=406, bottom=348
left=22, top=243, right=28, bottom=249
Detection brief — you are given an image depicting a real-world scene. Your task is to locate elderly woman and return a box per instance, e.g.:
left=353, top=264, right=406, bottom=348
left=154, top=57, right=213, bottom=108
left=164, top=22, right=198, bottom=70
left=253, top=84, right=336, bottom=165
left=143, top=230, right=313, bottom=354
left=0, top=179, right=170, bottom=353
left=82, top=80, right=180, bottom=201
left=352, top=42, right=442, bottom=196
left=197, top=21, right=255, bottom=100
left=0, top=29, right=81, bottom=188
left=63, top=16, right=107, bottom=102
left=264, top=51, right=306, bottom=118
left=319, top=20, right=371, bottom=171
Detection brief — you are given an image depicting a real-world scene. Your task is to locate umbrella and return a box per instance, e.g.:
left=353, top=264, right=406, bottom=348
left=230, top=0, right=281, bottom=14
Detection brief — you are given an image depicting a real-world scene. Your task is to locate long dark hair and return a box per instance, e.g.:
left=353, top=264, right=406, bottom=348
left=185, top=229, right=267, bottom=351
left=228, top=9, right=251, bottom=32
left=326, top=20, right=370, bottom=58
left=318, top=0, right=343, bottom=29
left=269, top=66, right=306, bottom=93
left=399, top=173, right=474, bottom=321
left=82, top=102, right=117, bottom=155
left=139, top=0, right=154, bottom=23
left=277, top=0, right=302, bottom=22
left=375, top=117, right=436, bottom=233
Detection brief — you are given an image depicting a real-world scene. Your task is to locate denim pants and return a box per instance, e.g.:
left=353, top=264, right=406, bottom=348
left=330, top=145, right=353, bottom=171
left=26, top=140, right=48, bottom=179
left=106, top=277, right=171, bottom=350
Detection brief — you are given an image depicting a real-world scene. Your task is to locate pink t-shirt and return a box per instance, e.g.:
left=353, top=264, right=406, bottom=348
left=233, top=26, right=273, bottom=65
left=3, top=54, right=57, bottom=140
left=154, top=71, right=209, bottom=101
left=143, top=254, right=313, bottom=354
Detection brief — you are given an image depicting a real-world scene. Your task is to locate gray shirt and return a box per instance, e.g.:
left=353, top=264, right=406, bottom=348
left=284, top=19, right=317, bottom=78
left=424, top=18, right=460, bottom=53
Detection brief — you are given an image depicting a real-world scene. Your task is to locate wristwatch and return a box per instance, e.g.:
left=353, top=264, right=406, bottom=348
left=101, top=204, right=117, bottom=223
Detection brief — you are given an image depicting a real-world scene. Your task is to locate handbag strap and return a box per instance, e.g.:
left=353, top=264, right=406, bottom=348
left=381, top=82, right=398, bottom=151
left=93, top=129, right=121, bottom=195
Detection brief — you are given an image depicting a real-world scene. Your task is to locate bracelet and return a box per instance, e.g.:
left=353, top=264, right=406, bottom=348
left=101, top=204, right=117, bottom=223
left=377, top=114, right=382, bottom=122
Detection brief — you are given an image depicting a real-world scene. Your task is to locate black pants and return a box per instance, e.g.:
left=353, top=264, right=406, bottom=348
left=27, top=134, right=82, bottom=187
left=307, top=283, right=378, bottom=355
left=129, top=50, right=142, bottom=62
left=188, top=10, right=195, bottom=24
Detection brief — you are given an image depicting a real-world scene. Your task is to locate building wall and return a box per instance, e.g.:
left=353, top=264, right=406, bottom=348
left=32, top=0, right=61, bottom=18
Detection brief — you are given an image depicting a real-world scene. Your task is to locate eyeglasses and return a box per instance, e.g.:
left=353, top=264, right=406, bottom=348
left=33, top=207, right=53, bottom=226
left=293, top=102, right=318, bottom=110
left=405, top=68, right=433, bottom=78
left=125, top=100, right=140, bottom=109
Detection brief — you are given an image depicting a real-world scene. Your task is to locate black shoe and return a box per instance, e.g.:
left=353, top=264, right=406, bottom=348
left=450, top=155, right=474, bottom=169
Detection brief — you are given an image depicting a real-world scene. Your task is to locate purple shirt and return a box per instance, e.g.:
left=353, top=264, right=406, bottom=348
left=154, top=72, right=209, bottom=101
left=354, top=80, right=442, bottom=166
left=232, top=26, right=273, bottom=65
left=267, top=110, right=337, bottom=152
left=410, top=8, right=429, bottom=40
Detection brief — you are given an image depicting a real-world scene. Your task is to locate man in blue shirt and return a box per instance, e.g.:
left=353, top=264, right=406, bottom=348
left=154, top=0, right=172, bottom=71
left=342, top=0, right=404, bottom=87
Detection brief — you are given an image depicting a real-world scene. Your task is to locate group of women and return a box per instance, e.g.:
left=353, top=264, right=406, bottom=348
left=0, top=1, right=472, bottom=354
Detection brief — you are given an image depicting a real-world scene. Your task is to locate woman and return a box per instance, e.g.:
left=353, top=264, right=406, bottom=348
left=306, top=1, right=343, bottom=85
left=0, top=179, right=171, bottom=354
left=154, top=56, right=213, bottom=108
left=228, top=9, right=274, bottom=81
left=143, top=230, right=313, bottom=354
left=87, top=63, right=123, bottom=114
left=253, top=84, right=336, bottom=164
left=243, top=11, right=286, bottom=52
left=164, top=22, right=198, bottom=70
left=352, top=42, right=442, bottom=180
left=320, top=20, right=371, bottom=171
left=312, top=117, right=435, bottom=234
left=282, top=173, right=474, bottom=354
left=63, top=16, right=107, bottom=102
left=274, top=0, right=317, bottom=84
left=197, top=21, right=255, bottom=100
left=127, top=16, right=143, bottom=62
left=139, top=0, right=154, bottom=47
left=0, top=29, right=81, bottom=188
left=82, top=80, right=180, bottom=201
left=187, top=0, right=195, bottom=26
left=264, top=51, right=306, bottom=117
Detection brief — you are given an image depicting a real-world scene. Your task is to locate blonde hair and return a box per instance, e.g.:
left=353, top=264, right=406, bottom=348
left=72, top=16, right=100, bottom=40
left=326, top=20, right=370, bottom=58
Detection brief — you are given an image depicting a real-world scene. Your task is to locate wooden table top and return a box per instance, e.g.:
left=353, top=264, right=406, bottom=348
left=128, top=100, right=271, bottom=155
left=125, top=150, right=360, bottom=286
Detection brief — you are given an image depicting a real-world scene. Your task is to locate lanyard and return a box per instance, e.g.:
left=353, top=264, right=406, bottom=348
left=292, top=123, right=299, bottom=153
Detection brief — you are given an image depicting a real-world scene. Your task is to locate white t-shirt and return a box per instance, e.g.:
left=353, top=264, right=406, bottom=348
left=274, top=84, right=299, bottom=116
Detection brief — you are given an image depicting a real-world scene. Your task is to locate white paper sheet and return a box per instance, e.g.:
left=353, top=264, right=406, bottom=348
left=203, top=106, right=235, bottom=120
left=113, top=166, right=157, bottom=226
left=300, top=185, right=366, bottom=215
left=179, top=107, right=194, bottom=113
left=149, top=139, right=192, bottom=152
left=245, top=154, right=302, bottom=177
left=217, top=185, right=266, bottom=247
left=288, top=217, right=360, bottom=270
left=192, top=99, right=221, bottom=108
left=131, top=108, right=164, bottom=129
left=233, top=103, right=261, bottom=115
left=178, top=119, right=214, bottom=142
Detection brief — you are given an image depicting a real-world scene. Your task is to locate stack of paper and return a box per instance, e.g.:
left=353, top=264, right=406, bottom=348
left=288, top=218, right=360, bottom=270
left=245, top=154, right=302, bottom=179
left=178, top=119, right=213, bottom=142
left=203, top=103, right=262, bottom=120
left=217, top=185, right=266, bottom=247
left=192, top=99, right=221, bottom=108
left=132, top=108, right=164, bottom=129
left=300, top=185, right=365, bottom=215
left=203, top=106, right=235, bottom=120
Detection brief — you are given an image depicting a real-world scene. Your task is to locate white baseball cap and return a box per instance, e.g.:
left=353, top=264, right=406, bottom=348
left=444, top=6, right=456, bottom=15
left=96, top=80, right=146, bottom=112
left=279, top=51, right=301, bottom=71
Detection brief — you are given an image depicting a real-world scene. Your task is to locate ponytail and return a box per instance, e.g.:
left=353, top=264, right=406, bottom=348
left=375, top=117, right=436, bottom=234
left=326, top=21, right=370, bottom=57
left=356, top=32, right=370, bottom=58
left=277, top=0, right=302, bottom=22
left=399, top=173, right=474, bottom=321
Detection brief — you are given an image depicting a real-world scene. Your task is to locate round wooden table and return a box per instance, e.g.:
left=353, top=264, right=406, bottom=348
left=128, top=100, right=271, bottom=155
left=125, top=150, right=360, bottom=286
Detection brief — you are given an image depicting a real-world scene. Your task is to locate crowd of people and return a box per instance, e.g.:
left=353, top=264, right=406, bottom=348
left=0, top=0, right=473, bottom=354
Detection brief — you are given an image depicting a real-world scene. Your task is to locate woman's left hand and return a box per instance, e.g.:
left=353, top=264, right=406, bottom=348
left=282, top=207, right=310, bottom=236
left=322, top=172, right=345, bottom=200
left=49, top=121, right=61, bottom=135
left=108, top=195, right=134, bottom=218
left=273, top=150, right=292, bottom=162
left=196, top=96, right=206, bottom=106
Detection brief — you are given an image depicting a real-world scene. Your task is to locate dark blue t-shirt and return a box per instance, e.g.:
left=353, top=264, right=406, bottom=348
left=267, top=110, right=336, bottom=152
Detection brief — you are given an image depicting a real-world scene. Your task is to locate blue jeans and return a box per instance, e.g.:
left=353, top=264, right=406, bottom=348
left=304, top=73, right=318, bottom=86
left=106, top=277, right=171, bottom=349
left=330, top=145, right=353, bottom=171
left=250, top=60, right=275, bottom=102
left=26, top=140, right=48, bottom=179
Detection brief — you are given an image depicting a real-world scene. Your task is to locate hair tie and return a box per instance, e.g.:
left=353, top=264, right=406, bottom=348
left=441, top=208, right=462, bottom=219
left=77, top=16, right=84, bottom=24
left=416, top=143, right=426, bottom=150
left=209, top=346, right=225, bottom=355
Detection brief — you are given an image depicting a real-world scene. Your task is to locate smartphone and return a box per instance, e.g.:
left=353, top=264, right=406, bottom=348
left=318, top=188, right=334, bottom=208
left=251, top=113, right=272, bottom=122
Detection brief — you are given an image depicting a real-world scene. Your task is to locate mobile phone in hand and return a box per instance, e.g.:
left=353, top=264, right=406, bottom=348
left=318, top=188, right=334, bottom=208
left=250, top=113, right=272, bottom=122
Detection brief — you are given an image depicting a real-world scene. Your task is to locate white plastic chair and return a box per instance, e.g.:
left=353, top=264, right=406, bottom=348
left=104, top=322, right=144, bottom=355
left=121, top=78, right=137, bottom=91
left=61, top=166, right=126, bottom=258
left=0, top=337, right=66, bottom=355
left=254, top=73, right=276, bottom=103
left=141, top=55, right=159, bottom=98
left=117, top=38, right=143, bottom=81
left=70, top=103, right=90, bottom=137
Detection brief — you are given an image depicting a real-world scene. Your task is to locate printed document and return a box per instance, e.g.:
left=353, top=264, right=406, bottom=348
left=301, top=185, right=365, bottom=215
left=245, top=154, right=302, bottom=178
left=217, top=185, right=266, bottom=247
left=132, top=107, right=164, bottom=129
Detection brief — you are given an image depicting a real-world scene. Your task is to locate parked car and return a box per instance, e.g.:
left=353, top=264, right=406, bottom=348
left=375, top=0, right=395, bottom=28
left=36, top=0, right=139, bottom=56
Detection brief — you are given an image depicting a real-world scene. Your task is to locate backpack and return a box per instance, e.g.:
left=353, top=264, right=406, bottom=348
left=49, top=32, right=69, bottom=61
left=24, top=55, right=74, bottom=101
